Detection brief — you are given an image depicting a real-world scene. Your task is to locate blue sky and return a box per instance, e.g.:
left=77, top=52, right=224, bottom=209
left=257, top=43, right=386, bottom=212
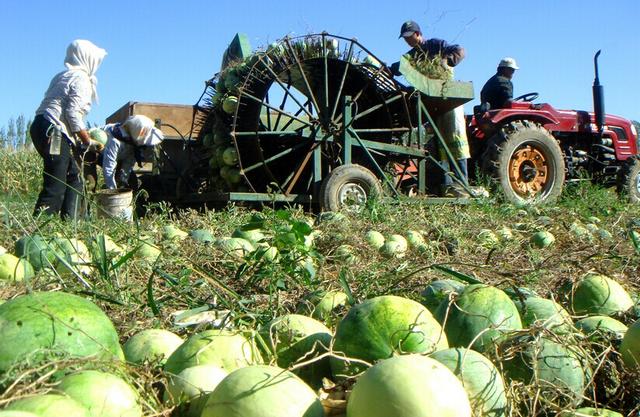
left=2, top=0, right=639, bottom=130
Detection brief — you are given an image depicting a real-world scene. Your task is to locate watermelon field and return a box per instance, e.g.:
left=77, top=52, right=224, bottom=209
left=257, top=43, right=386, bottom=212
left=1, top=148, right=640, bottom=417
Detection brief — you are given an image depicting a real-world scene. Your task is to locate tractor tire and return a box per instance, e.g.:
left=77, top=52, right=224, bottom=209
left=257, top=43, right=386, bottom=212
left=320, top=164, right=382, bottom=212
left=482, top=120, right=565, bottom=205
left=616, top=155, right=640, bottom=204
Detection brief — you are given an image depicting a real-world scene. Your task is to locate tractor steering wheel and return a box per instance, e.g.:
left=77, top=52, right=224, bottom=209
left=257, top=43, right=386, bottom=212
left=514, top=92, right=539, bottom=102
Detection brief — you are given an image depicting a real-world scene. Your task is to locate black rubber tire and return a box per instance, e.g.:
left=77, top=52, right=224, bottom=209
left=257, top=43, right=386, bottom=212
left=319, top=164, right=382, bottom=212
left=482, top=120, right=565, bottom=205
left=616, top=156, right=640, bottom=204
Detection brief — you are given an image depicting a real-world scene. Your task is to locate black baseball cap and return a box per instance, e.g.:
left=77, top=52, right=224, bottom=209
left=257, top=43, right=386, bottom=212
left=399, top=20, right=421, bottom=38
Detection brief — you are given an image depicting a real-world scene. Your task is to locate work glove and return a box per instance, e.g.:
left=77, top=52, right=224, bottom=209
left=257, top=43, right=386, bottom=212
left=389, top=62, right=400, bottom=76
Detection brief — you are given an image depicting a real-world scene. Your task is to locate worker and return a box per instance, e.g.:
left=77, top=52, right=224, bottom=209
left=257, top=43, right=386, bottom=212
left=480, top=57, right=519, bottom=110
left=390, top=20, right=471, bottom=197
left=31, top=39, right=107, bottom=219
left=101, top=115, right=164, bottom=190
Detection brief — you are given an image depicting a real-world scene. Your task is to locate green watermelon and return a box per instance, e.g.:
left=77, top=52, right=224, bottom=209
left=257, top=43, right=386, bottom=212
left=189, top=229, right=215, bottom=244
left=333, top=244, right=357, bottom=264
left=6, top=394, right=89, bottom=417
left=222, top=96, right=238, bottom=114
left=57, top=370, right=142, bottom=417
left=162, top=225, right=188, bottom=241
left=0, top=411, right=41, bottom=417
left=568, top=273, right=633, bottom=316
left=164, top=364, right=228, bottom=417
left=347, top=354, right=472, bottom=417
left=202, top=365, right=324, bottom=417
left=164, top=329, right=262, bottom=375
left=222, top=147, right=238, bottom=166
left=14, top=234, right=58, bottom=271
left=259, top=314, right=332, bottom=389
left=231, top=228, right=265, bottom=245
left=499, top=335, right=588, bottom=407
left=515, top=297, right=573, bottom=334
left=430, top=348, right=507, bottom=417
left=123, top=329, right=184, bottom=365
left=620, top=318, right=640, bottom=369
left=297, top=290, right=348, bottom=322
left=420, top=279, right=466, bottom=314
left=0, top=291, right=123, bottom=371
left=574, top=316, right=627, bottom=341
left=0, top=253, right=34, bottom=282
left=331, top=295, right=448, bottom=379
left=216, top=237, right=254, bottom=258
left=530, top=231, right=555, bottom=248
left=559, top=408, right=623, bottom=417
left=435, top=284, right=522, bottom=352
left=365, top=230, right=385, bottom=249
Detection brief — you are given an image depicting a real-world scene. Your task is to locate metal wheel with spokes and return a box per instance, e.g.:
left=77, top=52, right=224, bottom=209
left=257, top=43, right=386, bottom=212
left=226, top=33, right=412, bottom=199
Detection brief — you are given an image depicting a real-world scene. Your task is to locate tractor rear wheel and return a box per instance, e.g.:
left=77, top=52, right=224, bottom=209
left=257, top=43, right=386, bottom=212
left=482, top=121, right=565, bottom=204
left=320, top=164, right=382, bottom=212
left=616, top=156, right=640, bottom=203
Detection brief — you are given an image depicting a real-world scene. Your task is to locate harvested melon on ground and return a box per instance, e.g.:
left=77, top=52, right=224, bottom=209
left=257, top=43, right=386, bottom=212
left=259, top=314, right=332, bottom=388
left=430, top=348, right=507, bottom=417
left=50, top=237, right=92, bottom=276
left=216, top=237, right=255, bottom=259
left=620, top=318, right=640, bottom=369
left=57, top=370, right=142, bottom=417
left=575, top=316, right=628, bottom=341
left=189, top=229, right=215, bottom=244
left=202, top=365, right=324, bottom=417
left=0, top=253, right=34, bottom=282
left=296, top=290, right=348, bottom=322
left=347, top=354, right=472, bottom=417
left=515, top=296, right=574, bottom=334
left=6, top=394, right=89, bottom=417
left=566, top=273, right=634, bottom=316
left=331, top=295, right=447, bottom=379
left=162, top=225, right=188, bottom=241
left=420, top=279, right=466, bottom=314
left=164, top=364, right=228, bottom=417
left=365, top=230, right=385, bottom=249
left=0, top=291, right=123, bottom=371
left=0, top=411, right=42, bottom=417
left=164, top=329, right=262, bottom=375
left=14, top=234, right=58, bottom=271
left=123, top=329, right=183, bottom=365
left=231, top=228, right=265, bottom=245
left=435, top=284, right=522, bottom=353
left=499, top=335, right=589, bottom=408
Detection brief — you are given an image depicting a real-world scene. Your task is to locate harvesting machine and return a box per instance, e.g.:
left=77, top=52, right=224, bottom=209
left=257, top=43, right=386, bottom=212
left=107, top=34, right=639, bottom=210
left=109, top=33, right=474, bottom=211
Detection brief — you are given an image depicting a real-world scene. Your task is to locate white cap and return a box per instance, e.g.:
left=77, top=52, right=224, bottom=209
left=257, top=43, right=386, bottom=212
left=123, top=115, right=164, bottom=146
left=498, top=57, right=519, bottom=70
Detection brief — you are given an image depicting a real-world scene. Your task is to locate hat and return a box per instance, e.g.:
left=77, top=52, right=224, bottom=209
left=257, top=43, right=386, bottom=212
left=399, top=20, right=421, bottom=38
left=123, top=115, right=164, bottom=146
left=498, top=57, right=519, bottom=70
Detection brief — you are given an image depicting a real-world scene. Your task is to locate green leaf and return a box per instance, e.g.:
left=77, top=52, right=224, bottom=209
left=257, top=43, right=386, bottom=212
left=431, top=264, right=482, bottom=285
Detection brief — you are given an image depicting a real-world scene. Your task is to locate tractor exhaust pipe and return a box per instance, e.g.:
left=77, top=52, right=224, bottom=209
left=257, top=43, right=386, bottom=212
left=593, top=50, right=605, bottom=134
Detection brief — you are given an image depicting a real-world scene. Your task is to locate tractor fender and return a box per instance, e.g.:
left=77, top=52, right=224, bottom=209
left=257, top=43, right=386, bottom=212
left=488, top=110, right=560, bottom=127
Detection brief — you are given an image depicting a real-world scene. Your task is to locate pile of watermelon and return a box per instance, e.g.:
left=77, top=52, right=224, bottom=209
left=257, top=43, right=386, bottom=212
left=1, top=214, right=639, bottom=417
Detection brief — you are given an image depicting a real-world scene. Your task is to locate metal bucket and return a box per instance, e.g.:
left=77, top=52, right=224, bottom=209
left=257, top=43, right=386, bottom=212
left=94, top=188, right=133, bottom=221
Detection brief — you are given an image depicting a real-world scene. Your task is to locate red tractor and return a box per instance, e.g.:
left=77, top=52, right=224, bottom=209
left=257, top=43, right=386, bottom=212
left=468, top=51, right=639, bottom=204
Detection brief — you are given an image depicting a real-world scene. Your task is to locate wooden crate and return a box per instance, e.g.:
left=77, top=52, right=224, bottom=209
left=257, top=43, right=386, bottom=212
left=106, top=102, right=203, bottom=139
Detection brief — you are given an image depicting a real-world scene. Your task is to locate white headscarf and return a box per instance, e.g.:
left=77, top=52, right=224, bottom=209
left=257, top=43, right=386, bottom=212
left=64, top=39, right=107, bottom=103
left=122, top=115, right=164, bottom=146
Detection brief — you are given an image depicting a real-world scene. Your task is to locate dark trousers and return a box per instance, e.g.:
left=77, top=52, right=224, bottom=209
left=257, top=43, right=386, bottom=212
left=31, top=114, right=83, bottom=219
left=441, top=158, right=469, bottom=187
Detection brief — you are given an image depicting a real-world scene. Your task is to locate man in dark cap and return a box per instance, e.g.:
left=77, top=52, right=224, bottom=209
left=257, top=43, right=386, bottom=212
left=390, top=20, right=472, bottom=197
left=480, top=57, right=519, bottom=110
left=390, top=20, right=466, bottom=75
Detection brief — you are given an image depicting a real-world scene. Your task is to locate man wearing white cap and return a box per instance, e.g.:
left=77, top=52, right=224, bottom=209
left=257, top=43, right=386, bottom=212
left=100, top=115, right=164, bottom=190
left=480, top=57, right=519, bottom=110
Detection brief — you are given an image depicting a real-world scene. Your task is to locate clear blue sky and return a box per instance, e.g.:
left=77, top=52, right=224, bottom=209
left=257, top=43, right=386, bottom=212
left=2, top=0, right=639, bottom=130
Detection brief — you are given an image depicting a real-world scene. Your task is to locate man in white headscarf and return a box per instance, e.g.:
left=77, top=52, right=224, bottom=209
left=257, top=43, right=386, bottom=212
left=31, top=39, right=107, bottom=219
left=100, top=115, right=164, bottom=190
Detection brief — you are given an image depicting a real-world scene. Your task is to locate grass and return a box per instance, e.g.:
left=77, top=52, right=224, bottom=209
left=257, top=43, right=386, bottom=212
left=1, top=149, right=640, bottom=415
